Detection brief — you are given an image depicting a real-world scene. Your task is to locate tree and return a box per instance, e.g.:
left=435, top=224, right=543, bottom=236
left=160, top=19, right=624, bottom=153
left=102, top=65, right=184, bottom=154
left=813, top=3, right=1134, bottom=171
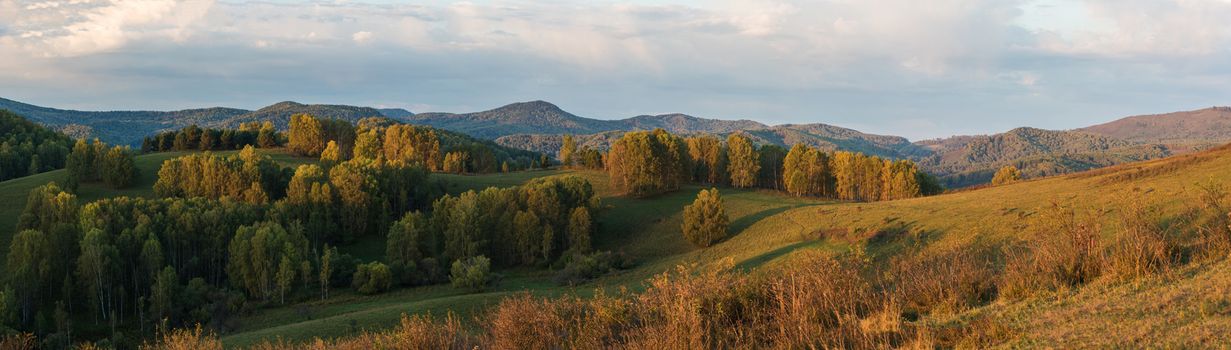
left=686, top=135, right=726, bottom=185
left=757, top=144, right=787, bottom=190
left=319, top=245, right=334, bottom=300
left=607, top=129, right=690, bottom=197
left=681, top=188, right=729, bottom=248
left=149, top=267, right=179, bottom=322
left=450, top=255, right=495, bottom=292
left=99, top=146, right=136, bottom=189
left=320, top=140, right=343, bottom=167
left=353, top=129, right=382, bottom=159
left=257, top=121, right=278, bottom=148
left=387, top=212, right=429, bottom=285
left=559, top=135, right=577, bottom=167
left=5, top=230, right=49, bottom=327
left=992, top=165, right=1022, bottom=186
left=276, top=256, right=296, bottom=304
left=288, top=114, right=326, bottom=156
left=66, top=139, right=96, bottom=185
left=352, top=262, right=392, bottom=295
left=726, top=133, right=759, bottom=188
left=566, top=207, right=592, bottom=255
left=227, top=221, right=309, bottom=300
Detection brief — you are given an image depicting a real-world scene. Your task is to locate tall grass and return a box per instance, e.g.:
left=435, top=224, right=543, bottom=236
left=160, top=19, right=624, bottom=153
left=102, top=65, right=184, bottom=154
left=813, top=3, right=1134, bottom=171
left=1000, top=201, right=1104, bottom=300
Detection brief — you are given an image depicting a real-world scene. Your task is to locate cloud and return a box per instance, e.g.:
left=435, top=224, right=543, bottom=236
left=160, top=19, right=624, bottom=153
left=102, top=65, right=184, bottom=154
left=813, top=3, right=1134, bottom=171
left=352, top=31, right=373, bottom=43
left=0, top=0, right=1228, bottom=140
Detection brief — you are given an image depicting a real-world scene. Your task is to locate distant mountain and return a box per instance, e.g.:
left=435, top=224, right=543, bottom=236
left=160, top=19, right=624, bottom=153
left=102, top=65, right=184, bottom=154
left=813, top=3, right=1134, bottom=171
left=1078, top=107, right=1231, bottom=149
left=0, top=98, right=388, bottom=146
left=408, top=101, right=623, bottom=138
left=0, top=97, right=248, bottom=146
left=378, top=108, right=415, bottom=119
left=916, top=127, right=1170, bottom=187
left=624, top=113, right=767, bottom=134
left=220, top=101, right=385, bottom=129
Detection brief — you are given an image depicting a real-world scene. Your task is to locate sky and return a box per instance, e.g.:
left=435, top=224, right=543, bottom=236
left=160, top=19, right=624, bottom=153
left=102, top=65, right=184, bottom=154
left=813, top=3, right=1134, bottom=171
left=1, top=0, right=1230, bottom=140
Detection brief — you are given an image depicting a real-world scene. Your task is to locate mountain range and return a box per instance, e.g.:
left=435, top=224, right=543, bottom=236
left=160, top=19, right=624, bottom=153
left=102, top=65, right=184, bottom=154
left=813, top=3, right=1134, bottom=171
left=2, top=96, right=1228, bottom=187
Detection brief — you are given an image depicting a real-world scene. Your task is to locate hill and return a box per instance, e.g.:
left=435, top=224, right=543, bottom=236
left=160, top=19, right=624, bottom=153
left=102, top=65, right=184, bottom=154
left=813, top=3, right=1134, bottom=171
left=220, top=101, right=387, bottom=129
left=1078, top=106, right=1231, bottom=148
left=916, top=127, right=1171, bottom=187
left=377, top=108, right=414, bottom=119
left=408, top=100, right=625, bottom=138
left=217, top=141, right=1231, bottom=348
left=0, top=98, right=390, bottom=146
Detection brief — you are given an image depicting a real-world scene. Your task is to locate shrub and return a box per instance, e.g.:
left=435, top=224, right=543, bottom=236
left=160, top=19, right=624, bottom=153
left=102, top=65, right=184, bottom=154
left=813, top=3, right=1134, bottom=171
left=352, top=262, right=393, bottom=295
left=991, top=165, right=1021, bottom=186
left=889, top=248, right=996, bottom=316
left=681, top=188, right=729, bottom=248
left=1105, top=198, right=1176, bottom=280
left=451, top=256, right=497, bottom=292
left=553, top=251, right=634, bottom=286
left=999, top=201, right=1103, bottom=299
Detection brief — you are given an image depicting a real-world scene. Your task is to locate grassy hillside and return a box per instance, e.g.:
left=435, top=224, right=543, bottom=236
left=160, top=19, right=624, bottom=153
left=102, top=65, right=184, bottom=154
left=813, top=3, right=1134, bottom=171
left=222, top=142, right=1231, bottom=347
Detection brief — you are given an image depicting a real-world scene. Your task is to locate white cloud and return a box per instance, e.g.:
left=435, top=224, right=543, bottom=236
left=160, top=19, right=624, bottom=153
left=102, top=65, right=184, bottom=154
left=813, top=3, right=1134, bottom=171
left=352, top=31, right=373, bottom=43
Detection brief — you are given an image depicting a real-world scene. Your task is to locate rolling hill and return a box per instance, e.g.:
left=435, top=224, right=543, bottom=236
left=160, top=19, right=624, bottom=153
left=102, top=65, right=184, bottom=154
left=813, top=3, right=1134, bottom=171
left=0, top=98, right=406, bottom=146
left=1078, top=106, right=1231, bottom=148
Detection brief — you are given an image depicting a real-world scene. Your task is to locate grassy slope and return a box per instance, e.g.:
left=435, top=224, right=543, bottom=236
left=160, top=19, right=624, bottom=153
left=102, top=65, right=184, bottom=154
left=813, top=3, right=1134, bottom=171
left=221, top=170, right=827, bottom=347
left=221, top=144, right=1231, bottom=347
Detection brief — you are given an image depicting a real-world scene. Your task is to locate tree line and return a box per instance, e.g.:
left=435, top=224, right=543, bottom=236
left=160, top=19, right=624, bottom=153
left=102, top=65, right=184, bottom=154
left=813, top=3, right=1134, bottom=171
left=142, top=122, right=279, bottom=153
left=0, top=110, right=72, bottom=181
left=385, top=175, right=599, bottom=288
left=65, top=139, right=137, bottom=190
left=604, top=129, right=941, bottom=200
left=288, top=114, right=547, bottom=174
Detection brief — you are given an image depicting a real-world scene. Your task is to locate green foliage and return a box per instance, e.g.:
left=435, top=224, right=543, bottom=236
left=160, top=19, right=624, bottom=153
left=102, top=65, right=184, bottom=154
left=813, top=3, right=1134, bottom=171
left=991, top=165, right=1022, bottom=186
left=606, top=129, right=690, bottom=197
left=566, top=207, right=593, bottom=255
left=681, top=188, right=729, bottom=248
left=99, top=145, right=137, bottom=188
left=386, top=212, right=430, bottom=285
left=327, top=157, right=437, bottom=241
left=757, top=144, right=787, bottom=190
left=3, top=230, right=48, bottom=328
left=0, top=110, right=72, bottom=182
left=449, top=256, right=495, bottom=292
left=154, top=146, right=288, bottom=203
left=352, top=262, right=393, bottom=295
left=227, top=221, right=310, bottom=301
left=144, top=124, right=271, bottom=152
left=552, top=251, right=633, bottom=286
left=427, top=175, right=597, bottom=267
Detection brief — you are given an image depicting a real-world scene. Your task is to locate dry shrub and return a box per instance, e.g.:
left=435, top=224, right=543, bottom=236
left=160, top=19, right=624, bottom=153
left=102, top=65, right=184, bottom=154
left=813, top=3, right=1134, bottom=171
left=1000, top=201, right=1104, bottom=299
left=0, top=334, right=36, bottom=350
left=621, top=262, right=755, bottom=349
left=1105, top=197, right=1176, bottom=280
left=485, top=294, right=574, bottom=349
left=141, top=326, right=223, bottom=350
left=1192, top=182, right=1231, bottom=260
left=889, top=248, right=996, bottom=316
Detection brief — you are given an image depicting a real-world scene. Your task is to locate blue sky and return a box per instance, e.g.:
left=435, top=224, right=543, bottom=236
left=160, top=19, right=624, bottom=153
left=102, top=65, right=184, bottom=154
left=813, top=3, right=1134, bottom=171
left=1, top=0, right=1229, bottom=140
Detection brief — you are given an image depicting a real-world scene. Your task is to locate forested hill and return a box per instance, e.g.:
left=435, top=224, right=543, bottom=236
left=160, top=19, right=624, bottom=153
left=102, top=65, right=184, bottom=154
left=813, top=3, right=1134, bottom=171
left=915, top=127, right=1171, bottom=187
left=1078, top=106, right=1231, bottom=147
left=0, top=98, right=414, bottom=146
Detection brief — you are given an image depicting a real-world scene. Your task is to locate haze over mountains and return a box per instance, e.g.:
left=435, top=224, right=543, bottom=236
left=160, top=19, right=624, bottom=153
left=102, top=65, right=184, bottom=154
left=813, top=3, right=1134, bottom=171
left=1, top=96, right=1228, bottom=187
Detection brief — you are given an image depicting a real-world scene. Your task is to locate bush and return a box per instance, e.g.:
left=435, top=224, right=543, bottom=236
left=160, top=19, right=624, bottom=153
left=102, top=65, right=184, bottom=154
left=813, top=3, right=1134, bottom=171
left=999, top=202, right=1103, bottom=299
left=352, top=262, right=393, bottom=295
left=889, top=248, right=996, bottom=316
left=1105, top=198, right=1176, bottom=280
left=451, top=256, right=497, bottom=292
left=681, top=188, right=729, bottom=248
left=553, top=251, right=634, bottom=286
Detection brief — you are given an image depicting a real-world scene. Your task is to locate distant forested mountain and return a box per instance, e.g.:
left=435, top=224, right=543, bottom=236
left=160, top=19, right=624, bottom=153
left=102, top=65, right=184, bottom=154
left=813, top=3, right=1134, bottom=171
left=915, top=127, right=1170, bottom=187
left=1078, top=107, right=1231, bottom=149
left=0, top=98, right=401, bottom=146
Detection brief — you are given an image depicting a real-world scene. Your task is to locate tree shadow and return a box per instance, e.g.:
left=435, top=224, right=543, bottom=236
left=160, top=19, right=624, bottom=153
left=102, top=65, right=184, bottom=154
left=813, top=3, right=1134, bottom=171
left=728, top=203, right=813, bottom=235
left=735, top=240, right=825, bottom=270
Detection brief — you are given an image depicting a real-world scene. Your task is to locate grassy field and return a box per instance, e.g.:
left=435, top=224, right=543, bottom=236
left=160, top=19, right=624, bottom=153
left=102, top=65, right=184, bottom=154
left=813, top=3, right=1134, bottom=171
left=8, top=145, right=1231, bottom=348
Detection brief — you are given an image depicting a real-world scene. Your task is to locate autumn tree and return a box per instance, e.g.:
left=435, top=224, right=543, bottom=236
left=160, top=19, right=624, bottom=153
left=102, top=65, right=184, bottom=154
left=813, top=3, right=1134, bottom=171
left=559, top=135, right=577, bottom=167
left=757, top=144, right=787, bottom=190
left=607, top=129, right=690, bottom=197
left=726, top=133, right=760, bottom=188
left=681, top=188, right=729, bottom=248
left=566, top=207, right=593, bottom=255
left=992, top=165, right=1022, bottom=186
left=99, top=145, right=136, bottom=188
left=686, top=135, right=726, bottom=185
left=320, top=140, right=343, bottom=167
